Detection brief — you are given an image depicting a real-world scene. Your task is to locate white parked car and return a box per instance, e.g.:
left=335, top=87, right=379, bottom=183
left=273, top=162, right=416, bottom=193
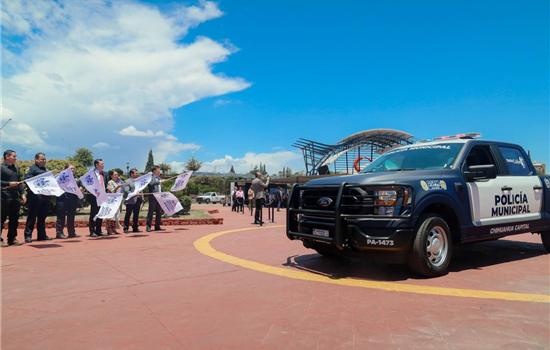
left=196, top=192, right=226, bottom=204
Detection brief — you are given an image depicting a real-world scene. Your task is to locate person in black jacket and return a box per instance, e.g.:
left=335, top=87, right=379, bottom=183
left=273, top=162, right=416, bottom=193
left=86, top=159, right=109, bottom=237
left=146, top=165, right=167, bottom=232
left=1, top=150, right=26, bottom=246
left=56, top=164, right=83, bottom=239
left=24, top=152, right=51, bottom=242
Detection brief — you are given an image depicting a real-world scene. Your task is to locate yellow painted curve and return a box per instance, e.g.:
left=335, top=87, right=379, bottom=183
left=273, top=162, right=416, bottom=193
left=194, top=226, right=550, bottom=303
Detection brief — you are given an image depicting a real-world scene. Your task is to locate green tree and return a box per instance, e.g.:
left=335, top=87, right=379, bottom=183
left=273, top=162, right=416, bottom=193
left=229, top=165, right=235, bottom=174
left=185, top=156, right=202, bottom=172
left=68, top=147, right=93, bottom=167
left=145, top=149, right=154, bottom=172
left=248, top=164, right=259, bottom=175
left=159, top=163, right=171, bottom=175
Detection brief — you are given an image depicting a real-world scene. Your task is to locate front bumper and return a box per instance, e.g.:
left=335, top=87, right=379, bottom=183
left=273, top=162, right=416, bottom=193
left=286, top=183, right=415, bottom=252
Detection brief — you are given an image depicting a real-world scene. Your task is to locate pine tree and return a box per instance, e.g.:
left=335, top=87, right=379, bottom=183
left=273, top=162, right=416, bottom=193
left=229, top=165, right=235, bottom=174
left=145, top=149, right=154, bottom=172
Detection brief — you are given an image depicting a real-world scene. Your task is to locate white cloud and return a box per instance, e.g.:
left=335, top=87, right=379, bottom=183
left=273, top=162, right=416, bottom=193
left=92, top=142, right=111, bottom=149
left=154, top=140, right=202, bottom=164
left=119, top=125, right=168, bottom=138
left=1, top=120, right=63, bottom=155
left=200, top=150, right=303, bottom=174
left=2, top=0, right=249, bottom=165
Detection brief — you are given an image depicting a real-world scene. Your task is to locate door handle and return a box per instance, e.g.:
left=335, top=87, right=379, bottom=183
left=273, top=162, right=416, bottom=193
left=533, top=185, right=543, bottom=190
left=501, top=186, right=513, bottom=191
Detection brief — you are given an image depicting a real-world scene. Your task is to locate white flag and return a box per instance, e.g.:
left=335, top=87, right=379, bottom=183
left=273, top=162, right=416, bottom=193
left=25, top=171, right=65, bottom=197
left=55, top=168, right=84, bottom=199
left=81, top=169, right=107, bottom=205
left=170, top=171, right=193, bottom=192
left=94, top=193, right=123, bottom=220
left=153, top=192, right=183, bottom=216
left=127, top=173, right=152, bottom=200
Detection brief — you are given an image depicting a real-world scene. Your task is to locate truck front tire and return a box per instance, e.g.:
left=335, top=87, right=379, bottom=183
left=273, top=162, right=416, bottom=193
left=541, top=231, right=550, bottom=253
left=205, top=199, right=210, bottom=204
left=408, top=214, right=453, bottom=277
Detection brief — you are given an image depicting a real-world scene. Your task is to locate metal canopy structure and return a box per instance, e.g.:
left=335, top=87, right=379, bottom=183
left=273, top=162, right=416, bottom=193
left=292, top=129, right=418, bottom=175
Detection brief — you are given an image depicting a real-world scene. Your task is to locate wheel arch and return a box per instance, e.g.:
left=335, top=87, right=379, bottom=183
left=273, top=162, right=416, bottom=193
left=415, top=198, right=463, bottom=245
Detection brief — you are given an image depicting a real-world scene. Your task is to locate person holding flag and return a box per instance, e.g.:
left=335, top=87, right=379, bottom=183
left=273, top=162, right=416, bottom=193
left=1, top=150, right=26, bottom=247
left=86, top=159, right=109, bottom=237
left=123, top=168, right=144, bottom=234
left=146, top=165, right=167, bottom=232
left=55, top=164, right=83, bottom=239
left=24, top=153, right=52, bottom=242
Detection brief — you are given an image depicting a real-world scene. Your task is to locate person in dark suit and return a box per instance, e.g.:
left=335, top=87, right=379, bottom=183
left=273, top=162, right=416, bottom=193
left=251, top=172, right=270, bottom=224
left=55, top=164, right=83, bottom=239
left=123, top=168, right=143, bottom=233
left=274, top=186, right=283, bottom=211
left=24, top=153, right=52, bottom=242
left=1, top=150, right=26, bottom=246
left=146, top=165, right=167, bottom=232
left=86, top=159, right=108, bottom=237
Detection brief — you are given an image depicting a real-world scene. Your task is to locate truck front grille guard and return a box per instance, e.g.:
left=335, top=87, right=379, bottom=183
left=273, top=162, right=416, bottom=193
left=287, top=183, right=414, bottom=251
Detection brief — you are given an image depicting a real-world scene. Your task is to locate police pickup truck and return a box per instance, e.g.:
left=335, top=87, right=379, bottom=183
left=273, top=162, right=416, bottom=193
left=286, top=133, right=550, bottom=277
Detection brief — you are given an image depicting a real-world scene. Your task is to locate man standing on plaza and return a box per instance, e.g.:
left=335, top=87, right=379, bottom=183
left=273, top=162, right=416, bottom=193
left=123, top=168, right=143, bottom=234
left=146, top=165, right=167, bottom=232
left=274, top=186, right=283, bottom=211
left=24, top=153, right=51, bottom=242
left=251, top=172, right=269, bottom=225
left=87, top=159, right=108, bottom=237
left=1, top=150, right=26, bottom=246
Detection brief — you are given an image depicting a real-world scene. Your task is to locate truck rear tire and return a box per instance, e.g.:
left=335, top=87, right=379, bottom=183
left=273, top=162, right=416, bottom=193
left=408, top=214, right=453, bottom=277
left=541, top=231, right=550, bottom=253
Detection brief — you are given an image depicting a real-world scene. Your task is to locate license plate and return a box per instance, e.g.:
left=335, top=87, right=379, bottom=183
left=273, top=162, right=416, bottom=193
left=312, top=229, right=329, bottom=237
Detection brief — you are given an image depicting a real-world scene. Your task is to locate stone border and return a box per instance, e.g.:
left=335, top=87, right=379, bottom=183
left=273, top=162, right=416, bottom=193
left=5, top=218, right=223, bottom=229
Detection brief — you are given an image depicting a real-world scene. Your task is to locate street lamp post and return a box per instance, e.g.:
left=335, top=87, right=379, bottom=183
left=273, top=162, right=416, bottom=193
left=62, top=138, right=71, bottom=158
left=0, top=118, right=12, bottom=150
left=126, top=162, right=130, bottom=175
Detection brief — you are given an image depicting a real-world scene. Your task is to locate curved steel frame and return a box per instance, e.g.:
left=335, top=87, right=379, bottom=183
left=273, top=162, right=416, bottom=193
left=292, top=129, right=418, bottom=175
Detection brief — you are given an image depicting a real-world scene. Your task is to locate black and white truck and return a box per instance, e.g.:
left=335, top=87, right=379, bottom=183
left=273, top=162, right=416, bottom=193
left=286, top=133, right=550, bottom=277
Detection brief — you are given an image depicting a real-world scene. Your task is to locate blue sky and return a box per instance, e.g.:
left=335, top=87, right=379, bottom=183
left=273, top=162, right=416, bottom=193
left=2, top=0, right=548, bottom=174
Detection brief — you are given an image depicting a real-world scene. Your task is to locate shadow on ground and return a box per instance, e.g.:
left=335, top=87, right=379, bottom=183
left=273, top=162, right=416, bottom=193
left=283, top=239, right=547, bottom=282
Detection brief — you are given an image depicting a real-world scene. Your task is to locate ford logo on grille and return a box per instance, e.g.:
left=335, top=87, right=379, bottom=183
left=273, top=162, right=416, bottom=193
left=318, top=197, right=333, bottom=207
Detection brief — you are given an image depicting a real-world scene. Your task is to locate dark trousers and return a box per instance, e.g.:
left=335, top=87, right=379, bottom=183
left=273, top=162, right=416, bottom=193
left=1, top=199, right=21, bottom=242
left=254, top=198, right=263, bottom=223
left=87, top=195, right=103, bottom=234
left=56, top=195, right=78, bottom=236
left=146, top=197, right=162, bottom=229
left=124, top=198, right=142, bottom=231
left=25, top=195, right=50, bottom=240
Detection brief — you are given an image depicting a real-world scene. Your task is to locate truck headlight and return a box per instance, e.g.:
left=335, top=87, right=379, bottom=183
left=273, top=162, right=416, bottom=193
left=375, top=190, right=397, bottom=206
left=373, top=188, right=410, bottom=216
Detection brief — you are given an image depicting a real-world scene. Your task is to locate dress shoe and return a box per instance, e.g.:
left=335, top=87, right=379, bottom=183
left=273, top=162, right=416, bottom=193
left=123, top=229, right=129, bottom=234
left=1, top=241, right=8, bottom=247
left=56, top=234, right=68, bottom=239
left=154, top=228, right=165, bottom=231
left=90, top=232, right=98, bottom=237
left=8, top=239, right=24, bottom=246
left=253, top=221, right=260, bottom=224
left=133, top=229, right=142, bottom=233
left=107, top=231, right=115, bottom=235
left=146, top=227, right=152, bottom=232
left=97, top=232, right=108, bottom=237
left=37, top=236, right=52, bottom=241
left=25, top=237, right=32, bottom=243
left=113, top=231, right=121, bottom=234
left=68, top=234, right=81, bottom=238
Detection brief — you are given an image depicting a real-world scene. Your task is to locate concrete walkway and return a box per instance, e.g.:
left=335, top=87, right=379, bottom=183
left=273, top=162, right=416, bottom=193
left=2, top=206, right=549, bottom=349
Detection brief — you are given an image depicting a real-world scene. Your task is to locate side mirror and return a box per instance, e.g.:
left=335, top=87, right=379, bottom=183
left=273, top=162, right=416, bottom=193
left=464, top=164, right=497, bottom=182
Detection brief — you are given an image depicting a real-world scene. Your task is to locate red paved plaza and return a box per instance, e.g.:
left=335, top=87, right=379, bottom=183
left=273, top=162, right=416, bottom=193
left=2, top=205, right=549, bottom=349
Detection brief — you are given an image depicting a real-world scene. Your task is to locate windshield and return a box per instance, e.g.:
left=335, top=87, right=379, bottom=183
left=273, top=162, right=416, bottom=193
left=362, top=143, right=464, bottom=173
left=204, top=192, right=213, bottom=196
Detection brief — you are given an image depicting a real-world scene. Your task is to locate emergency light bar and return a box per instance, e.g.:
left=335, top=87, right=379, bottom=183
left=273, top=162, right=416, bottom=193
left=417, top=132, right=481, bottom=143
